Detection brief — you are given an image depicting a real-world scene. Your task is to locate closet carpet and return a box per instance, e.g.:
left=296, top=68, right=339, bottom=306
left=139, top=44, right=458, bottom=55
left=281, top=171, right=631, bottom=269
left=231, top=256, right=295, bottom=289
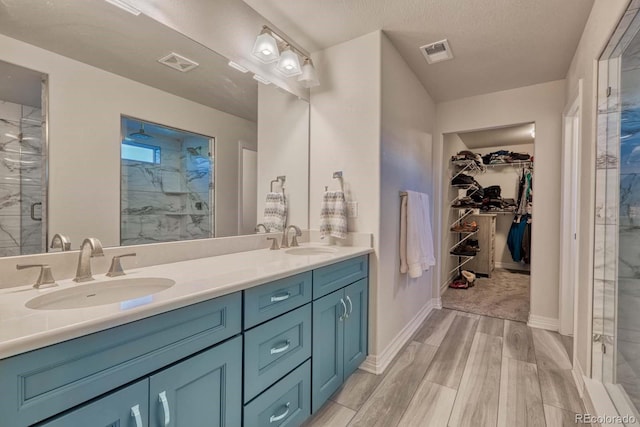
left=441, top=269, right=530, bottom=323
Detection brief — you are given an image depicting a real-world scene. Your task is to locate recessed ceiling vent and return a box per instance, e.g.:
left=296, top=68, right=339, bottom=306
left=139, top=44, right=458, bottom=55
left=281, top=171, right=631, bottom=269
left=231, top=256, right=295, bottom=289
left=420, top=39, right=453, bottom=64
left=158, top=52, right=199, bottom=72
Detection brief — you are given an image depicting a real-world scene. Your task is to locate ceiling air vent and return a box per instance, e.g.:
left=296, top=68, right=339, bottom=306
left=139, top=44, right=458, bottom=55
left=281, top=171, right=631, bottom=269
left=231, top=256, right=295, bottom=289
left=420, top=39, right=453, bottom=64
left=158, top=52, right=199, bottom=72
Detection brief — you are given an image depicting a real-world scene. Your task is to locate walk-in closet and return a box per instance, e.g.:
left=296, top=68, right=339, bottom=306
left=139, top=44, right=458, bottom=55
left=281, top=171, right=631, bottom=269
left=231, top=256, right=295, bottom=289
left=441, top=123, right=534, bottom=322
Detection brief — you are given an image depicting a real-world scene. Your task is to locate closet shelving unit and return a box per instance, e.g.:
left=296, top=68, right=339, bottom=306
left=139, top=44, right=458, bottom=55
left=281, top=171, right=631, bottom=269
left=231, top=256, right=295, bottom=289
left=449, top=161, right=482, bottom=278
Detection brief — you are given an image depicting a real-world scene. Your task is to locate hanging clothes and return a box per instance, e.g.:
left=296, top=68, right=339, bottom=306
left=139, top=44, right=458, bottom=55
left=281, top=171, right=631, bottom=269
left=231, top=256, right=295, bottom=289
left=508, top=214, right=530, bottom=262
left=517, top=167, right=533, bottom=216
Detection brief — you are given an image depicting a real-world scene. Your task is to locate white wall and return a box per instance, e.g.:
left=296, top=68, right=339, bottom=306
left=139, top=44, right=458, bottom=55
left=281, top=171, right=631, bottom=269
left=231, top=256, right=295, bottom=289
left=310, top=29, right=382, bottom=354
left=310, top=30, right=438, bottom=369
left=378, top=33, right=436, bottom=359
left=0, top=33, right=257, bottom=247
left=565, top=0, right=629, bottom=374
left=257, top=84, right=309, bottom=230
left=435, top=80, right=566, bottom=324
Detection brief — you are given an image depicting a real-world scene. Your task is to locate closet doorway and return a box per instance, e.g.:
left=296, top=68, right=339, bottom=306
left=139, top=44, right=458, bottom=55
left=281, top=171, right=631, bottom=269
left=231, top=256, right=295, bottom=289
left=441, top=123, right=534, bottom=323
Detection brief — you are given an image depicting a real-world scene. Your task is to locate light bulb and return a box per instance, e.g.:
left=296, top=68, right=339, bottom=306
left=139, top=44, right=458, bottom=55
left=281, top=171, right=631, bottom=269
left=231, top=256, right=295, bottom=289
left=276, top=46, right=302, bottom=77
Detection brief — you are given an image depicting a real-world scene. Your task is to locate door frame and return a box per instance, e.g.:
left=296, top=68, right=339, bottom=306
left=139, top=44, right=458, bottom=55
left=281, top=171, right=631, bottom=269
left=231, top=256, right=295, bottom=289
left=559, top=79, right=583, bottom=339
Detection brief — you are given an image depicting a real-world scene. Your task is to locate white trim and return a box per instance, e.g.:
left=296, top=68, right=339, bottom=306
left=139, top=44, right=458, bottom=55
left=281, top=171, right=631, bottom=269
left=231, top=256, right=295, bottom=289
left=583, top=377, right=627, bottom=427
left=573, top=360, right=586, bottom=398
left=360, top=299, right=436, bottom=375
left=527, top=314, right=559, bottom=331
left=559, top=79, right=583, bottom=337
left=494, top=261, right=530, bottom=272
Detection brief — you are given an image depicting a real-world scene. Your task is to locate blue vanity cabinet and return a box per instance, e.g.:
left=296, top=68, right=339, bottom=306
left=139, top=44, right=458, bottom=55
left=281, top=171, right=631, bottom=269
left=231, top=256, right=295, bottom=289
left=40, top=379, right=149, bottom=427
left=41, top=336, right=242, bottom=427
left=311, top=256, right=369, bottom=413
left=1, top=292, right=242, bottom=427
left=149, top=335, right=242, bottom=427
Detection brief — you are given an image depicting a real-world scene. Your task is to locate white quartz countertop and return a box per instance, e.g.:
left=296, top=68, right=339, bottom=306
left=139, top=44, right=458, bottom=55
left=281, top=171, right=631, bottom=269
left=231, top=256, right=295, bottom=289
left=0, top=244, right=372, bottom=359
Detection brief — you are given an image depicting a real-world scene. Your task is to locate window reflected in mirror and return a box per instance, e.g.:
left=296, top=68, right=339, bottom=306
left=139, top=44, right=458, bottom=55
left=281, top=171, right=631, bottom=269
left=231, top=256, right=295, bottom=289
left=120, top=117, right=214, bottom=245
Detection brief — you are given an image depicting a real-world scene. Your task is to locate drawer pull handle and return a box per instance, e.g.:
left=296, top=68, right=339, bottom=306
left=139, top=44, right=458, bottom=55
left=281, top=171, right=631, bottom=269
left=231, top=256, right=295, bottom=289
left=270, top=402, right=291, bottom=423
left=159, top=391, right=171, bottom=426
left=270, top=340, right=291, bottom=355
left=270, top=292, right=291, bottom=303
left=131, top=404, right=143, bottom=427
left=345, top=296, right=353, bottom=319
left=339, top=298, right=348, bottom=321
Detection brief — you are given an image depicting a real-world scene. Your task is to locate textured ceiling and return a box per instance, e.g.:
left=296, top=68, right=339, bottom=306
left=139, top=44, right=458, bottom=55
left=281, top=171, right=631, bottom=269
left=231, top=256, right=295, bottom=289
left=0, top=0, right=258, bottom=121
left=242, top=0, right=594, bottom=101
left=457, top=123, right=534, bottom=149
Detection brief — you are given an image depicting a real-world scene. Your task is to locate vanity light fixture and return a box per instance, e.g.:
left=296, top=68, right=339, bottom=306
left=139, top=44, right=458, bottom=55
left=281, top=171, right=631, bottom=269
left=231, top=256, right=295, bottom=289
left=298, top=58, right=320, bottom=88
left=228, top=61, right=249, bottom=73
left=251, top=25, right=319, bottom=87
left=104, top=0, right=141, bottom=16
left=276, top=45, right=302, bottom=77
left=252, top=27, right=280, bottom=63
left=252, top=74, right=271, bottom=85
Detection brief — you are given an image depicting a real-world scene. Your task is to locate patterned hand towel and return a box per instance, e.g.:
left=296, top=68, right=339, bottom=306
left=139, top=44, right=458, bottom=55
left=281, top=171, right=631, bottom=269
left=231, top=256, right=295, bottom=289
left=263, top=192, right=287, bottom=232
left=320, top=191, right=348, bottom=239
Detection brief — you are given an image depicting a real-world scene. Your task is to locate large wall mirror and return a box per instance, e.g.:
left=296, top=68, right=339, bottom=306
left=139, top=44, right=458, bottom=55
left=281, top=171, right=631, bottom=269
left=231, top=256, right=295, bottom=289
left=0, top=0, right=310, bottom=255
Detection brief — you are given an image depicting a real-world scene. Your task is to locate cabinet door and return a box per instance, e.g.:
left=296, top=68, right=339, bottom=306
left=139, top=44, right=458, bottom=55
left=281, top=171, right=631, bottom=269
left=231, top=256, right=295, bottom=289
left=311, top=289, right=345, bottom=413
left=149, top=336, right=242, bottom=427
left=41, top=379, right=148, bottom=427
left=343, top=278, right=368, bottom=379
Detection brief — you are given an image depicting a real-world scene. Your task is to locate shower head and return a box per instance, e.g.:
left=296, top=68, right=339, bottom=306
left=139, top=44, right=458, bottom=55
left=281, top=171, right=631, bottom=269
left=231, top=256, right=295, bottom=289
left=129, top=123, right=153, bottom=140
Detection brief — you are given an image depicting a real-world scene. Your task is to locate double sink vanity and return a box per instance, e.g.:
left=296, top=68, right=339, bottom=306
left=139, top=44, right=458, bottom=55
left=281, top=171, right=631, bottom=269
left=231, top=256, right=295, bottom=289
left=0, top=240, right=372, bottom=427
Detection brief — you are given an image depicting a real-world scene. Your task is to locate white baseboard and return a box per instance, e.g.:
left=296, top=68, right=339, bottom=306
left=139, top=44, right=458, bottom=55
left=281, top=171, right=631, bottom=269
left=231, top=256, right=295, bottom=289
left=360, top=299, right=436, bottom=375
left=582, top=377, right=628, bottom=427
left=434, top=297, right=442, bottom=309
left=495, top=261, right=530, bottom=272
left=527, top=314, right=559, bottom=331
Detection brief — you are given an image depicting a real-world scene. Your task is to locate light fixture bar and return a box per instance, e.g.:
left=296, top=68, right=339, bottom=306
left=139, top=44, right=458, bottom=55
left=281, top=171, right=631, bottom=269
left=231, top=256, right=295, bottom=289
left=260, top=25, right=310, bottom=60
left=104, top=0, right=141, bottom=16
left=228, top=61, right=249, bottom=73
left=252, top=74, right=271, bottom=85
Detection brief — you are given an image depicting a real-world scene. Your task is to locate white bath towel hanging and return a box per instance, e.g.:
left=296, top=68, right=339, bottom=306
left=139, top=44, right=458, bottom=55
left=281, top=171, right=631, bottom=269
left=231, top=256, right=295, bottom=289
left=320, top=190, right=348, bottom=239
left=263, top=192, right=287, bottom=232
left=400, top=191, right=436, bottom=278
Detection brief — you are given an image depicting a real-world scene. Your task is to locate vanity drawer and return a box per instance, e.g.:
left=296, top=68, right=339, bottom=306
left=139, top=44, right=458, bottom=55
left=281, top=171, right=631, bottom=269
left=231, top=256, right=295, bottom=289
left=0, top=292, right=241, bottom=427
left=312, top=255, right=368, bottom=299
left=244, top=304, right=311, bottom=402
left=244, top=271, right=312, bottom=328
left=244, top=360, right=311, bottom=427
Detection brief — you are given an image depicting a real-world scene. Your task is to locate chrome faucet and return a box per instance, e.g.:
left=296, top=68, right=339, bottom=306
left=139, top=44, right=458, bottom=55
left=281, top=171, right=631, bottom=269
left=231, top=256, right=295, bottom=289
left=74, top=238, right=104, bottom=282
left=255, top=223, right=268, bottom=233
left=281, top=225, right=302, bottom=248
left=50, top=233, right=71, bottom=251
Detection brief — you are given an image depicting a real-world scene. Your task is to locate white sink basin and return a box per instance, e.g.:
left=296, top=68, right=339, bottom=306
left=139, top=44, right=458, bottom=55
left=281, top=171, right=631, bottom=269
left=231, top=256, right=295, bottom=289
left=26, top=278, right=175, bottom=310
left=285, top=247, right=338, bottom=256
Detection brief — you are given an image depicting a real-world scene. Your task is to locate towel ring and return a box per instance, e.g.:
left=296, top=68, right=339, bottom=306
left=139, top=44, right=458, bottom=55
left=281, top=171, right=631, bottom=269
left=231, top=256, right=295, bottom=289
left=270, top=176, right=286, bottom=193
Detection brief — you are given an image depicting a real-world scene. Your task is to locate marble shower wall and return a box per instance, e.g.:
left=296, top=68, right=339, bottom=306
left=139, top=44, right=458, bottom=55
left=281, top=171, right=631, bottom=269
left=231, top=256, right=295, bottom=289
left=121, top=131, right=212, bottom=246
left=594, top=4, right=640, bottom=411
left=0, top=100, right=45, bottom=257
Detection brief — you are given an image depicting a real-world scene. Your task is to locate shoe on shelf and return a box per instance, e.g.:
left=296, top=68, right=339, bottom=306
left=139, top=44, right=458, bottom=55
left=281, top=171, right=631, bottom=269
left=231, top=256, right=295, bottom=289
left=462, top=270, right=476, bottom=286
left=449, top=278, right=468, bottom=289
left=450, top=221, right=478, bottom=233
left=467, top=239, right=480, bottom=249
left=450, top=244, right=478, bottom=257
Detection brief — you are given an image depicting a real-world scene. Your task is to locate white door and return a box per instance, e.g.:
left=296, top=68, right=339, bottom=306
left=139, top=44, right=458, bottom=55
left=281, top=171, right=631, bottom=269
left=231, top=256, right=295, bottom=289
left=240, top=148, right=257, bottom=235
left=559, top=81, right=582, bottom=338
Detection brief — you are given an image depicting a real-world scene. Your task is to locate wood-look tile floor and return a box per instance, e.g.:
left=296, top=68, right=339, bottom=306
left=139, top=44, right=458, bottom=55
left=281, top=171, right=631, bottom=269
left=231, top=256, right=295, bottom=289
left=303, top=309, right=586, bottom=427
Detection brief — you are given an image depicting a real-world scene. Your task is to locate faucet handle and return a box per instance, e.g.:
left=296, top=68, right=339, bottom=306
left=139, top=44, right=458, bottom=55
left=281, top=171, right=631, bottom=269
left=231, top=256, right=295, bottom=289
left=16, top=264, right=57, bottom=289
left=106, top=253, right=136, bottom=277
left=267, top=237, right=280, bottom=250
